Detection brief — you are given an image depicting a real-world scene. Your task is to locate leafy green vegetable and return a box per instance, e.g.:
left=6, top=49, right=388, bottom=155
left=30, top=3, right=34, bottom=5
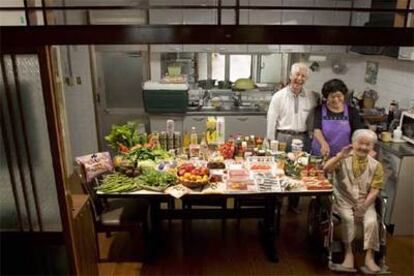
left=139, top=160, right=157, bottom=171
left=125, top=147, right=171, bottom=163
left=135, top=168, right=177, bottom=191
left=105, top=122, right=139, bottom=150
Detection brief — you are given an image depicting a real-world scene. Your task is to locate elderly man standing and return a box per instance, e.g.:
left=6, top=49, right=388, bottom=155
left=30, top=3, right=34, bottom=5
left=324, top=129, right=384, bottom=273
left=266, top=62, right=317, bottom=212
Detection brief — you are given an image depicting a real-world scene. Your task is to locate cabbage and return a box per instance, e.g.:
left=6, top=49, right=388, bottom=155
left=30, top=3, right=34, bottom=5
left=138, top=160, right=157, bottom=171
left=234, top=78, right=255, bottom=90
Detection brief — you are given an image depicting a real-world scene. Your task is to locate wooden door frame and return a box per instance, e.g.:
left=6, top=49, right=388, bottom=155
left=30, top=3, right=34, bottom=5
left=0, top=46, right=78, bottom=275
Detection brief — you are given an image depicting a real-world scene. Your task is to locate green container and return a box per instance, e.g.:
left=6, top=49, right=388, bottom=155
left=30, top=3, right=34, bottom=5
left=143, top=89, right=188, bottom=113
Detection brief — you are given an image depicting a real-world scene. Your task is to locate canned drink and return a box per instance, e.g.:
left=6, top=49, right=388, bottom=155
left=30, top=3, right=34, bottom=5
left=174, top=131, right=181, bottom=149
left=166, top=119, right=175, bottom=136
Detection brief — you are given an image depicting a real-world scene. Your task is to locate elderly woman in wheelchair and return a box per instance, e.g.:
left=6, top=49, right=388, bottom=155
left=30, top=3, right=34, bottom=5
left=324, top=129, right=384, bottom=273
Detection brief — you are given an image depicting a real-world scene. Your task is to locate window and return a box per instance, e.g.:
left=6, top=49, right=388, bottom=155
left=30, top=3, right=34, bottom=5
left=211, top=53, right=225, bottom=81
left=229, top=55, right=252, bottom=81
left=258, top=54, right=284, bottom=83
left=197, top=53, right=285, bottom=84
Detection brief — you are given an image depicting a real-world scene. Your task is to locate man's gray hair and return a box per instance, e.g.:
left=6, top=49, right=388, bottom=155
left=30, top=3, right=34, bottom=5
left=290, top=62, right=310, bottom=78
left=352, top=129, right=378, bottom=144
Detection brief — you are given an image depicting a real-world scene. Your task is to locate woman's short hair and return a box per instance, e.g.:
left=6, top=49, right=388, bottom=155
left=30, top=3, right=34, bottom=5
left=321, top=79, right=348, bottom=99
left=290, top=62, right=310, bottom=79
left=352, top=129, right=378, bottom=144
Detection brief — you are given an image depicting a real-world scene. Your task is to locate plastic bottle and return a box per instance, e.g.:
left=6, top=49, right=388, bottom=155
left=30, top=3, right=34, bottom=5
left=183, top=130, right=190, bottom=148
left=200, top=132, right=209, bottom=159
left=190, top=127, right=198, bottom=145
left=393, top=126, right=402, bottom=141
left=216, top=117, right=225, bottom=144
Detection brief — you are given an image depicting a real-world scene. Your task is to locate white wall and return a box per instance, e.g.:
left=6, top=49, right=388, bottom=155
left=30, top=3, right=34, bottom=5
left=305, top=54, right=414, bottom=110
left=60, top=46, right=99, bottom=160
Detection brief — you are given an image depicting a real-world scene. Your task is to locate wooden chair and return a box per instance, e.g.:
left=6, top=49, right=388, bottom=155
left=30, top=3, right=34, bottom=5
left=79, top=172, right=151, bottom=261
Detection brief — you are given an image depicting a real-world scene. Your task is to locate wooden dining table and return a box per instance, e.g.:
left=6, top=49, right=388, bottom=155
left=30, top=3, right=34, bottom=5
left=98, top=187, right=333, bottom=263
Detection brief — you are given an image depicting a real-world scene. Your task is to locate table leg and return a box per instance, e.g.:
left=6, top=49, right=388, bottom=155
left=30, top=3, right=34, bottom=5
left=260, top=196, right=278, bottom=262
left=146, top=199, right=161, bottom=263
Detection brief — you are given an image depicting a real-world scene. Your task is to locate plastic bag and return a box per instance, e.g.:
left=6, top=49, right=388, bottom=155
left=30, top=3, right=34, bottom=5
left=76, top=152, right=113, bottom=183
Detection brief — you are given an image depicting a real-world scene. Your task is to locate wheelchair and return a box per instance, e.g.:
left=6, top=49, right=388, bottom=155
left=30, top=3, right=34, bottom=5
left=307, top=193, right=391, bottom=274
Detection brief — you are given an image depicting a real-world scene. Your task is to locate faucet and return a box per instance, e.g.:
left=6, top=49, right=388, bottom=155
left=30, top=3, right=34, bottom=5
left=201, top=90, right=210, bottom=106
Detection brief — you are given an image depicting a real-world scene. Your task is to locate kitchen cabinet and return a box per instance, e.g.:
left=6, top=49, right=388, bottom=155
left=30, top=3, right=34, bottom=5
left=215, top=45, right=248, bottom=53
left=310, top=45, right=332, bottom=54
left=280, top=45, right=310, bottom=53
left=182, top=45, right=248, bottom=53
left=150, top=116, right=184, bottom=133
left=183, top=45, right=215, bottom=52
left=309, top=45, right=347, bottom=54
left=248, top=45, right=280, bottom=53
left=398, top=47, right=414, bottom=61
left=376, top=142, right=414, bottom=235
left=330, top=46, right=348, bottom=53
left=226, top=115, right=267, bottom=139
left=151, top=45, right=183, bottom=53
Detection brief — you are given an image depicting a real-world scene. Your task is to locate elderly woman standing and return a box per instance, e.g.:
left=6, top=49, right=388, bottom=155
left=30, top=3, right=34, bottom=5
left=311, top=79, right=365, bottom=157
left=324, top=129, right=384, bottom=273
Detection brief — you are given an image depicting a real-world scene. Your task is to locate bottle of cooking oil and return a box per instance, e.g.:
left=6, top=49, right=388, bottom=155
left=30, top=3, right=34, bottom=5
left=190, top=127, right=198, bottom=145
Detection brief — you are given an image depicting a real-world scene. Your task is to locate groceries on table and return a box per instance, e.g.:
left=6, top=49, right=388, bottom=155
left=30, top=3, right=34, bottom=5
left=80, top=120, right=332, bottom=195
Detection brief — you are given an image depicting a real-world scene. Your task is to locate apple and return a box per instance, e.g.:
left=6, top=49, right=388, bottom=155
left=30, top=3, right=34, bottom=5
left=178, top=169, right=186, bottom=176
left=201, top=167, right=209, bottom=176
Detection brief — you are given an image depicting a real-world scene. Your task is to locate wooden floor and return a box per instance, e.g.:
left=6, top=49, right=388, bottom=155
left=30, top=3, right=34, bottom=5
left=98, top=198, right=414, bottom=275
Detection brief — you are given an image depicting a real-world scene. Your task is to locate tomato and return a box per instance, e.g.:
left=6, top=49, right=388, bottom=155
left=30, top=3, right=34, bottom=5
left=118, top=144, right=129, bottom=153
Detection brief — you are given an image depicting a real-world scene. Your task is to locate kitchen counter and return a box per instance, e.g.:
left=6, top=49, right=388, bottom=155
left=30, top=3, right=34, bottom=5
left=148, top=108, right=267, bottom=117
left=186, top=110, right=267, bottom=116
left=376, top=141, right=414, bottom=158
